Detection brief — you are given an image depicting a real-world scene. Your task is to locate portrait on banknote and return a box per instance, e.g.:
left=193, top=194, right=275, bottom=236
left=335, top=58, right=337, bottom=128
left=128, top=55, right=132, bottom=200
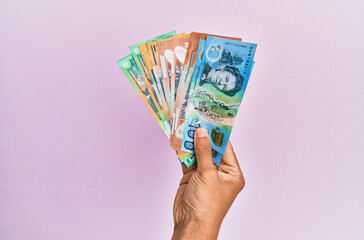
left=199, top=63, right=245, bottom=97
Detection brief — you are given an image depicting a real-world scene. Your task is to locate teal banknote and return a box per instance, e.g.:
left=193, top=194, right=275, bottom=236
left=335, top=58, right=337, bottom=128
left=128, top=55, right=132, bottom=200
left=180, top=154, right=196, bottom=168
left=181, top=36, right=257, bottom=157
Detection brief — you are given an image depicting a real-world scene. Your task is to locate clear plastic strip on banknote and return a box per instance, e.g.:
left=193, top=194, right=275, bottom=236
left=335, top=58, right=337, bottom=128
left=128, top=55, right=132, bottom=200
left=181, top=36, right=257, bottom=158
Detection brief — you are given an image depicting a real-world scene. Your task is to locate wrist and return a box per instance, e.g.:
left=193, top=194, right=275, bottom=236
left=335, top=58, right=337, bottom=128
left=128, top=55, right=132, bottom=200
left=172, top=219, right=221, bottom=240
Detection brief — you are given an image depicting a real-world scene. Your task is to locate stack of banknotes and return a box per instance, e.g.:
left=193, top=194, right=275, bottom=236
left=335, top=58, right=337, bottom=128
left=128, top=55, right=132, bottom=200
left=117, top=31, right=257, bottom=167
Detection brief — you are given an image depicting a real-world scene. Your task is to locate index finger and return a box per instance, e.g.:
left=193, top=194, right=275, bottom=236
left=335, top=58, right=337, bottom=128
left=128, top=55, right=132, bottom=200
left=221, top=141, right=241, bottom=168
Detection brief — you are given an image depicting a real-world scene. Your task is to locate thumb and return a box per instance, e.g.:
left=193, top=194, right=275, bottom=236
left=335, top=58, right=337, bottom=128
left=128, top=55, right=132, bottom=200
left=194, top=128, right=215, bottom=172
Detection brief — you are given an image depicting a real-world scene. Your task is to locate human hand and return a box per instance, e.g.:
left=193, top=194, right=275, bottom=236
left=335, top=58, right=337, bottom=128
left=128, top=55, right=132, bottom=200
left=172, top=128, right=245, bottom=240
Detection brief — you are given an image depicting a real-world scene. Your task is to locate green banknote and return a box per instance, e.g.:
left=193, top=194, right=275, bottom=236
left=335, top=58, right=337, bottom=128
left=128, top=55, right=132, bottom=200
left=180, top=154, right=196, bottom=167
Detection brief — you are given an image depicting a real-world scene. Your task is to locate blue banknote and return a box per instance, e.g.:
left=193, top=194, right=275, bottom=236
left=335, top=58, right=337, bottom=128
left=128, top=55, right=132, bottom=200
left=181, top=36, right=257, bottom=156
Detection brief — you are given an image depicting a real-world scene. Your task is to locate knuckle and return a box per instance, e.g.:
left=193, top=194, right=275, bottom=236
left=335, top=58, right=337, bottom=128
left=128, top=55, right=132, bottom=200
left=226, top=142, right=234, bottom=151
left=195, top=143, right=211, bottom=155
left=237, top=175, right=245, bottom=191
left=198, top=168, right=216, bottom=179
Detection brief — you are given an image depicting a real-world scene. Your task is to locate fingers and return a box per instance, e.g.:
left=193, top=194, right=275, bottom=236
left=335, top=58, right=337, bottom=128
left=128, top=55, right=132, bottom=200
left=221, top=141, right=240, bottom=168
left=194, top=128, right=215, bottom=172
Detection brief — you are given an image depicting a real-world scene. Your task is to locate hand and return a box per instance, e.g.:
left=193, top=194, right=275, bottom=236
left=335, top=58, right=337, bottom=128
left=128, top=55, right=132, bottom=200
left=172, top=128, right=245, bottom=240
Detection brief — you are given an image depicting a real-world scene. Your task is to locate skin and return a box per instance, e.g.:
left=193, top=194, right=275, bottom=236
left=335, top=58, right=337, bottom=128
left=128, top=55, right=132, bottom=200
left=207, top=70, right=237, bottom=93
left=172, top=128, right=245, bottom=240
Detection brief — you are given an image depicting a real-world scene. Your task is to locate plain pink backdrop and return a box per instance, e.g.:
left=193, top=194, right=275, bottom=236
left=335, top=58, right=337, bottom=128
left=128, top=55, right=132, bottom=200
left=1, top=0, right=363, bottom=239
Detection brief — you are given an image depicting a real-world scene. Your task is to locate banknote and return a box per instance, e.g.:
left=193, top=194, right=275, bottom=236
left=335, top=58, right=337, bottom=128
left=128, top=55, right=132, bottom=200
left=179, top=150, right=223, bottom=167
left=169, top=33, right=200, bottom=150
left=170, top=37, right=189, bottom=133
left=179, top=154, right=196, bottom=167
left=181, top=36, right=257, bottom=156
left=146, top=42, right=170, bottom=116
left=146, top=42, right=165, bottom=95
left=139, top=43, right=170, bottom=120
left=117, top=55, right=170, bottom=137
left=157, top=40, right=173, bottom=116
left=156, top=33, right=190, bottom=119
left=170, top=33, right=242, bottom=151
left=177, top=152, right=193, bottom=159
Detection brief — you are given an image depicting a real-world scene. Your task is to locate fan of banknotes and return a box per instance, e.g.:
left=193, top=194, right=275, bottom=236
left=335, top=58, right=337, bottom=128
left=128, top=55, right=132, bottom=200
left=117, top=31, right=257, bottom=167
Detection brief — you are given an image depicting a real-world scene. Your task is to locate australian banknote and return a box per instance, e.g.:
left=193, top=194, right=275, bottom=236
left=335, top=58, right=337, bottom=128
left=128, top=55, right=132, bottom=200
left=139, top=43, right=170, bottom=120
left=146, top=41, right=167, bottom=109
left=181, top=36, right=257, bottom=156
left=170, top=37, right=190, bottom=134
left=156, top=33, right=189, bottom=117
left=170, top=33, right=200, bottom=150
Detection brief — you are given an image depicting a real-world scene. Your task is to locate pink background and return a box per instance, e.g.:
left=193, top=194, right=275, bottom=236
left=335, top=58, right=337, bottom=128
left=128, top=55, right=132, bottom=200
left=1, top=0, right=363, bottom=239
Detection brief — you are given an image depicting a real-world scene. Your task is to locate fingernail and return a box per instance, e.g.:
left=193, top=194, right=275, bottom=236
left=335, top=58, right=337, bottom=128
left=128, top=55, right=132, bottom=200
left=195, top=128, right=207, bottom=138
